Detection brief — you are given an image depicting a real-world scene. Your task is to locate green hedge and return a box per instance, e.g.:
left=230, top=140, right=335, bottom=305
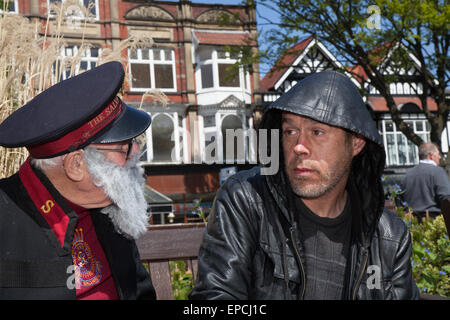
left=396, top=207, right=449, bottom=297
left=170, top=260, right=194, bottom=300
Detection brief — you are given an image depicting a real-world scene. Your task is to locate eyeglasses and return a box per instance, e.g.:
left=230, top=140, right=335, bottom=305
left=93, top=138, right=136, bottom=160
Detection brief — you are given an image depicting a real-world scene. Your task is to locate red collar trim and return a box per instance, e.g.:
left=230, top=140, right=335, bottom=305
left=19, top=158, right=70, bottom=247
left=27, top=97, right=123, bottom=159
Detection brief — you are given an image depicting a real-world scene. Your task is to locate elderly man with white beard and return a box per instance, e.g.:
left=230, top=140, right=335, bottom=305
left=0, top=62, right=156, bottom=300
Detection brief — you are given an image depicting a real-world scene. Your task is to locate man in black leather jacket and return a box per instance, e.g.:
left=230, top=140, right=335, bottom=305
left=190, top=71, right=419, bottom=300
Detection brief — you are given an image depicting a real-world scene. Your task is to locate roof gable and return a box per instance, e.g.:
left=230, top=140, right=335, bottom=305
left=260, top=36, right=313, bottom=91
left=260, top=36, right=358, bottom=92
left=348, top=42, right=423, bottom=83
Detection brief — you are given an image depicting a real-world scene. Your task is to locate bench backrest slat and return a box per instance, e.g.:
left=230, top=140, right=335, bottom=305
left=137, top=223, right=206, bottom=300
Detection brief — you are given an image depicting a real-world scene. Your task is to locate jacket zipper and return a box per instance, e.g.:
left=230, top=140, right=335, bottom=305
left=290, top=227, right=306, bottom=300
left=352, top=249, right=368, bottom=300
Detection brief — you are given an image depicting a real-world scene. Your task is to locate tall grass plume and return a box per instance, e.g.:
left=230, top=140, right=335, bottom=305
left=0, top=1, right=162, bottom=178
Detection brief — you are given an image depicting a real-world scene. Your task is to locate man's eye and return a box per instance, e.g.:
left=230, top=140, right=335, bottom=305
left=313, top=130, right=324, bottom=136
left=283, top=129, right=296, bottom=136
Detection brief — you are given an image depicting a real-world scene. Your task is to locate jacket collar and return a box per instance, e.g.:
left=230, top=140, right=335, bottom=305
left=265, top=169, right=295, bottom=225
left=419, top=159, right=437, bottom=166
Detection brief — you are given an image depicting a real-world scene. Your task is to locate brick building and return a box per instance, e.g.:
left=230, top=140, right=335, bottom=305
left=8, top=0, right=261, bottom=222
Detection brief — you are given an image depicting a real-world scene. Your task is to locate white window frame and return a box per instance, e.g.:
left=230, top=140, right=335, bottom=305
left=379, top=115, right=431, bottom=167
left=47, top=0, right=99, bottom=20
left=195, top=47, right=250, bottom=94
left=128, top=48, right=177, bottom=93
left=53, top=45, right=100, bottom=83
left=0, top=0, right=18, bottom=13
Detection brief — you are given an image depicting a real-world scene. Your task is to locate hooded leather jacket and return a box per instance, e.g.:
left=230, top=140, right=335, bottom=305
left=190, top=71, right=419, bottom=300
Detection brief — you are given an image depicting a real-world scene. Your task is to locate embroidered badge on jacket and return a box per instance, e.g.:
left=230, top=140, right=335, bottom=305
left=72, top=228, right=102, bottom=287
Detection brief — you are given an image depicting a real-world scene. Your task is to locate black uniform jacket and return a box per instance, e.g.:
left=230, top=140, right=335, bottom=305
left=0, top=166, right=156, bottom=300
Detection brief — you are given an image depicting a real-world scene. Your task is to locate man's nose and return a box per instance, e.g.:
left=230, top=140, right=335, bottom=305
left=293, top=136, right=311, bottom=156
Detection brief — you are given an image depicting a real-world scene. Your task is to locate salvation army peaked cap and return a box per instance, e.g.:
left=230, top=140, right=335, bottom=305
left=0, top=61, right=151, bottom=159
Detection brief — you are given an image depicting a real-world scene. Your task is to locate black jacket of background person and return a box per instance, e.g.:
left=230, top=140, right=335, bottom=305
left=190, top=71, right=420, bottom=300
left=0, top=167, right=156, bottom=300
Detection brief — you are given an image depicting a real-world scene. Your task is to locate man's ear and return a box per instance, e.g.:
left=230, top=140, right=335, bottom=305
left=62, top=151, right=86, bottom=182
left=352, top=134, right=366, bottom=157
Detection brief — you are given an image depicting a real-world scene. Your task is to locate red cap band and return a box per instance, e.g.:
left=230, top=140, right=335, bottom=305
left=28, top=97, right=123, bottom=158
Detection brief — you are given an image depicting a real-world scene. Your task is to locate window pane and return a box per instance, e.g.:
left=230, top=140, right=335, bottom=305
left=204, top=115, right=216, bottom=127
left=7, top=1, right=16, bottom=12
left=80, top=61, right=88, bottom=71
left=415, top=121, right=423, bottom=132
left=408, top=139, right=418, bottom=164
left=217, top=50, right=227, bottom=59
left=218, top=64, right=239, bottom=87
left=397, top=133, right=407, bottom=165
left=198, top=47, right=211, bottom=61
left=385, top=120, right=394, bottom=132
left=83, top=0, right=97, bottom=16
left=163, top=49, right=172, bottom=61
left=154, top=64, right=174, bottom=89
left=130, top=63, right=150, bottom=88
left=201, top=64, right=214, bottom=89
left=153, top=50, right=161, bottom=61
left=152, top=114, right=174, bottom=162
left=66, top=47, right=74, bottom=56
left=141, top=49, right=149, bottom=60
left=221, top=115, right=243, bottom=162
left=386, top=134, right=397, bottom=166
left=129, top=49, right=137, bottom=60
left=90, top=47, right=99, bottom=57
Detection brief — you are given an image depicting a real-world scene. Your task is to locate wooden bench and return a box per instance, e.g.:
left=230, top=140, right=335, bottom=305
left=137, top=221, right=448, bottom=300
left=136, top=223, right=205, bottom=300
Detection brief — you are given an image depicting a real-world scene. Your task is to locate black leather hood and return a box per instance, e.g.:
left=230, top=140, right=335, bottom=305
left=265, top=70, right=382, bottom=145
left=259, top=70, right=386, bottom=245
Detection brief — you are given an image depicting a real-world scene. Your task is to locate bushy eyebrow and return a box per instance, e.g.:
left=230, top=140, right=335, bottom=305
left=281, top=115, right=332, bottom=129
left=281, top=116, right=296, bottom=125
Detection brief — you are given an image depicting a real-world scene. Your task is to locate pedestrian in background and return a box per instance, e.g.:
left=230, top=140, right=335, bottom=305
left=403, top=143, right=450, bottom=222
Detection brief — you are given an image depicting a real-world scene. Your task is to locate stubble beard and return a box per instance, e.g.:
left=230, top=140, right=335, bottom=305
left=286, top=149, right=353, bottom=199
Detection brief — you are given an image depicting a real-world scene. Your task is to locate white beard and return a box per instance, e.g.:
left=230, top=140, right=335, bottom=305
left=83, top=147, right=149, bottom=239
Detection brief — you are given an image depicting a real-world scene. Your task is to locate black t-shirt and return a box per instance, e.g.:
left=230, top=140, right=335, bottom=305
left=294, top=195, right=352, bottom=300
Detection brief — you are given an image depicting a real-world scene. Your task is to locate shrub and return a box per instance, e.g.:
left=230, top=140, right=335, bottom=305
left=387, top=186, right=449, bottom=297
left=398, top=210, right=450, bottom=297
left=169, top=260, right=194, bottom=300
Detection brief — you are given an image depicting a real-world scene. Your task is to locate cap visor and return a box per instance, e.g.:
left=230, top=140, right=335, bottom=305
left=91, top=104, right=151, bottom=144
